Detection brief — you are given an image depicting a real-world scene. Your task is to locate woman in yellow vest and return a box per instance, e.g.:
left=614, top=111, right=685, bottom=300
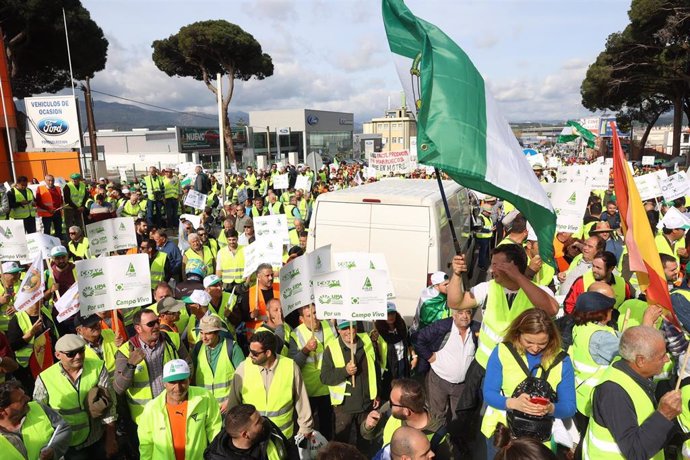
left=183, top=233, right=215, bottom=279
left=481, top=309, right=575, bottom=457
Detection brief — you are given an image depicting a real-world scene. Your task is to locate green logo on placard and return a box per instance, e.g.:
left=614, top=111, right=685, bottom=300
left=126, top=263, right=136, bottom=277
left=315, top=256, right=322, bottom=269
left=369, top=261, right=376, bottom=269
left=0, top=226, right=12, bottom=239
left=567, top=192, right=577, bottom=205
left=362, top=277, right=373, bottom=291
left=351, top=297, right=360, bottom=304
left=119, top=222, right=126, bottom=231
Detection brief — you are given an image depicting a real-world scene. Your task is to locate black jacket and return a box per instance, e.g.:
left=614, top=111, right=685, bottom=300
left=204, top=418, right=297, bottom=460
left=414, top=317, right=480, bottom=374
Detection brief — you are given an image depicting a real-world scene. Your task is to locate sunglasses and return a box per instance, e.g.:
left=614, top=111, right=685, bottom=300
left=64, top=347, right=85, bottom=358
left=249, top=349, right=266, bottom=357
left=144, top=319, right=160, bottom=328
left=68, top=232, right=77, bottom=235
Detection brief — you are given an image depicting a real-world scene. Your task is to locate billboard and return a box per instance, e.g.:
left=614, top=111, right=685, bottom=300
left=178, top=126, right=247, bottom=152
left=25, top=95, right=81, bottom=149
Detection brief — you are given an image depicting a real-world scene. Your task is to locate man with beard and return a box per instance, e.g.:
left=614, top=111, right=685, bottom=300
left=0, top=381, right=71, bottom=460
left=138, top=359, right=221, bottom=459
left=204, top=404, right=297, bottom=460
left=563, top=251, right=632, bottom=314
left=361, top=378, right=454, bottom=458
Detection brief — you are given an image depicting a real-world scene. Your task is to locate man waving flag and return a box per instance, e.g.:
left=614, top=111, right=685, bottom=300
left=382, top=0, right=557, bottom=265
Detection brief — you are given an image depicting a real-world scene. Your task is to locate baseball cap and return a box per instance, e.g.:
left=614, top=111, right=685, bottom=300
left=189, top=289, right=211, bottom=307
left=74, top=314, right=101, bottom=329
left=55, top=334, right=86, bottom=353
left=430, top=271, right=449, bottom=286
left=336, top=319, right=355, bottom=330
left=122, top=187, right=130, bottom=194
left=162, top=359, right=190, bottom=383
left=203, top=274, right=222, bottom=289
left=531, top=163, right=544, bottom=170
left=70, top=173, right=82, bottom=180
left=157, top=297, right=184, bottom=314
left=574, top=292, right=616, bottom=314
left=386, top=302, right=397, bottom=313
left=185, top=259, right=206, bottom=277
left=1, top=262, right=22, bottom=274
left=199, top=315, right=226, bottom=333
left=50, top=245, right=68, bottom=257
left=483, top=195, right=497, bottom=203
left=98, top=177, right=106, bottom=181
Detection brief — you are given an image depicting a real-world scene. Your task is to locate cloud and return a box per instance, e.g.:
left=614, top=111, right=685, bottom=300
left=474, top=34, right=499, bottom=49
left=240, top=0, right=298, bottom=22
left=331, top=38, right=386, bottom=72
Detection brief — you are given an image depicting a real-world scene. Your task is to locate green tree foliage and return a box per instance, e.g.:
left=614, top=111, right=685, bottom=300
left=152, top=20, right=274, bottom=163
left=581, top=0, right=690, bottom=157
left=0, top=0, right=108, bottom=98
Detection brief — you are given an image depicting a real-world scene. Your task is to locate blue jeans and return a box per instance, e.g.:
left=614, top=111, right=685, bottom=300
left=165, top=198, right=178, bottom=228
left=146, top=199, right=163, bottom=227
left=477, top=237, right=491, bottom=270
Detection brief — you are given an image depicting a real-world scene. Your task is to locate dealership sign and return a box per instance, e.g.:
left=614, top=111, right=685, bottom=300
left=25, top=95, right=81, bottom=149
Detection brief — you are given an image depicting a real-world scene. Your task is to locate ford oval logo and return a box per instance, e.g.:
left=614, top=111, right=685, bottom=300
left=307, top=114, right=319, bottom=126
left=37, top=118, right=69, bottom=136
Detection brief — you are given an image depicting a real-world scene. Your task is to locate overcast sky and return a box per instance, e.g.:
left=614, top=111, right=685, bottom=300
left=80, top=0, right=631, bottom=124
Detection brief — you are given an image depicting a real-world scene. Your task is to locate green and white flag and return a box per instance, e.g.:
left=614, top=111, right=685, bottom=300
left=382, top=0, right=557, bottom=265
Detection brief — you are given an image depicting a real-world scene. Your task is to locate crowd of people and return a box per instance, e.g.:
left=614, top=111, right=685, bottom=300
left=0, top=156, right=688, bottom=460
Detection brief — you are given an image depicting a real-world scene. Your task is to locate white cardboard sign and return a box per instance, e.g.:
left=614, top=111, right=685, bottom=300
left=658, top=172, right=689, bottom=202
left=313, top=269, right=388, bottom=321
left=254, top=214, right=290, bottom=245
left=86, top=217, right=137, bottom=256
left=279, top=245, right=332, bottom=317
left=273, top=174, right=289, bottom=189
left=184, top=190, right=207, bottom=211
left=541, top=182, right=591, bottom=233
left=242, top=239, right=284, bottom=278
left=0, top=221, right=28, bottom=262
left=333, top=252, right=395, bottom=300
left=633, top=170, right=668, bottom=201
left=295, top=175, right=310, bottom=192
left=76, top=254, right=152, bottom=316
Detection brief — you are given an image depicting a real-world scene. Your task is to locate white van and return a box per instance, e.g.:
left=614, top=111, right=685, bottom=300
left=306, top=179, right=478, bottom=319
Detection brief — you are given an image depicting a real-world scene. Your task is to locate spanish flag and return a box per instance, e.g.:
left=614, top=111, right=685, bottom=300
left=611, top=122, right=675, bottom=322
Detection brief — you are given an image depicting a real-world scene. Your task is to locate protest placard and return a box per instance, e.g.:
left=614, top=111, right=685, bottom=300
left=76, top=254, right=152, bottom=316
left=633, top=170, right=668, bottom=201
left=254, top=214, right=290, bottom=244
left=184, top=190, right=207, bottom=211
left=242, top=239, right=284, bottom=277
left=55, top=283, right=80, bottom=323
left=585, top=164, right=611, bottom=190
left=313, top=269, right=388, bottom=321
left=333, top=252, right=395, bottom=299
left=273, top=174, right=289, bottom=189
left=295, top=175, right=311, bottom=191
left=526, top=153, right=546, bottom=168
left=658, top=171, right=689, bottom=202
left=0, top=221, right=28, bottom=262
left=369, top=150, right=413, bottom=174
left=14, top=254, right=44, bottom=312
left=86, top=217, right=137, bottom=256
left=541, top=182, right=591, bottom=233
left=24, top=233, right=61, bottom=263
left=642, top=155, right=655, bottom=166
left=279, top=245, right=332, bottom=316
left=237, top=189, right=248, bottom=204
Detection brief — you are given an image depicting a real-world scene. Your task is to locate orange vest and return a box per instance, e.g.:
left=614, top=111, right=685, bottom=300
left=101, top=314, right=128, bottom=343
left=36, top=185, right=60, bottom=218
left=246, top=283, right=281, bottom=338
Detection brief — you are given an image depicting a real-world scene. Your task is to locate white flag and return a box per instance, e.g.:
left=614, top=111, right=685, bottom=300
left=55, top=283, right=80, bottom=323
left=14, top=253, right=45, bottom=312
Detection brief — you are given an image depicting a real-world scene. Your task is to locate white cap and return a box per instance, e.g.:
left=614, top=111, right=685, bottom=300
left=50, top=245, right=68, bottom=257
left=658, top=207, right=690, bottom=230
left=189, top=289, right=211, bottom=306
left=122, top=187, right=130, bottom=193
left=1, top=262, right=22, bottom=274
left=430, top=271, right=448, bottom=286
left=203, top=274, right=222, bottom=289
left=501, top=210, right=520, bottom=227
left=163, top=359, right=190, bottom=383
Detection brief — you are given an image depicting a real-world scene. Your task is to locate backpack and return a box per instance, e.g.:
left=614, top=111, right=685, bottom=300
left=504, top=342, right=567, bottom=442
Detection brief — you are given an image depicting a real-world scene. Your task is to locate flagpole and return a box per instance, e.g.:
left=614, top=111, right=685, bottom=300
left=62, top=8, right=85, bottom=175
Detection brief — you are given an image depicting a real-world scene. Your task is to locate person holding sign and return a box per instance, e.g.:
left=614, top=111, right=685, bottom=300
left=191, top=315, right=244, bottom=415
left=241, top=263, right=281, bottom=339
left=227, top=331, right=313, bottom=441
left=321, top=320, right=381, bottom=454
left=183, top=233, right=215, bottom=280
left=288, top=304, right=338, bottom=441
left=7, top=300, right=57, bottom=395
left=0, top=262, right=22, bottom=334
